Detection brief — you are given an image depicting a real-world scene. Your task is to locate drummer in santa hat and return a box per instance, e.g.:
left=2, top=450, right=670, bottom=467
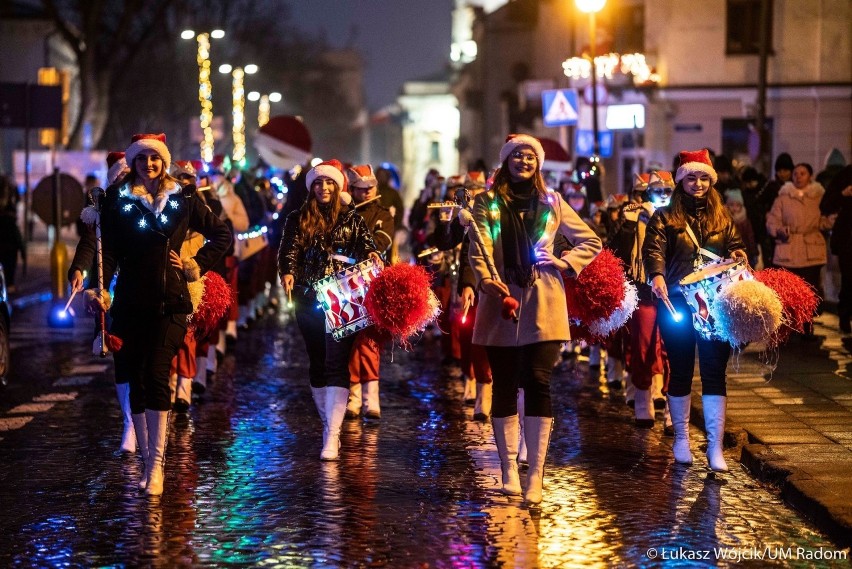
left=642, top=149, right=747, bottom=472
left=278, top=159, right=381, bottom=461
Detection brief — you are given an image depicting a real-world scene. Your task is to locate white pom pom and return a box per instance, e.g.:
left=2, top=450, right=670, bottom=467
left=80, top=206, right=99, bottom=226
left=587, top=281, right=639, bottom=338
left=712, top=280, right=783, bottom=347
left=339, top=192, right=353, bottom=206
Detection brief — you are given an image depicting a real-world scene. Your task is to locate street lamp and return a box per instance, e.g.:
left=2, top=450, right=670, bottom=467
left=182, top=29, right=225, bottom=163
left=220, top=63, right=258, bottom=165
left=575, top=0, right=605, bottom=166
left=248, top=91, right=282, bottom=127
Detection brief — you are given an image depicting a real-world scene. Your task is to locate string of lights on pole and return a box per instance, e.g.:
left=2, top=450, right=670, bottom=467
left=220, top=63, right=258, bottom=166
left=181, top=28, right=224, bottom=163
left=247, top=91, right=282, bottom=127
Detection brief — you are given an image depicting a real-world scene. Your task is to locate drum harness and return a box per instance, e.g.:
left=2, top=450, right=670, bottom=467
left=683, top=222, right=723, bottom=268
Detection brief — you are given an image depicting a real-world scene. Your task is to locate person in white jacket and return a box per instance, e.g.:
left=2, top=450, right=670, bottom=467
left=213, top=173, right=249, bottom=345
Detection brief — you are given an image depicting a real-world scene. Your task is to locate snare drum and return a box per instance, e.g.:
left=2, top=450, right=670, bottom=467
left=678, top=259, right=752, bottom=340
left=312, top=258, right=383, bottom=340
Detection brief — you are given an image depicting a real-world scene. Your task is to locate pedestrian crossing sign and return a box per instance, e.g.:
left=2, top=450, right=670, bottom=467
left=542, top=89, right=579, bottom=127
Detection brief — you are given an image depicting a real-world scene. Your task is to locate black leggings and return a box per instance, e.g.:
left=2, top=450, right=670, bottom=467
left=486, top=341, right=562, bottom=418
left=657, top=295, right=730, bottom=397
left=293, top=289, right=356, bottom=389
left=113, top=312, right=188, bottom=413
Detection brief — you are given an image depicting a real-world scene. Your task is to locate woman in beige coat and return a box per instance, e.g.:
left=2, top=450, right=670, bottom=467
left=766, top=163, right=827, bottom=317
left=469, top=134, right=602, bottom=506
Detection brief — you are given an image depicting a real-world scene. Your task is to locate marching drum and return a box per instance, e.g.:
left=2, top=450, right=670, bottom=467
left=312, top=258, right=383, bottom=340
left=678, top=259, right=752, bottom=340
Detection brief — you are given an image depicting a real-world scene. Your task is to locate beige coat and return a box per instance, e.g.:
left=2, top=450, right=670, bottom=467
left=469, top=189, right=602, bottom=346
left=766, top=181, right=827, bottom=268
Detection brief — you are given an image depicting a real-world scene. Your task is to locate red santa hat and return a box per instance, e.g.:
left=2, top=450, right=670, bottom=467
left=170, top=160, right=197, bottom=179
left=499, top=133, right=545, bottom=166
left=307, top=159, right=351, bottom=205
left=106, top=151, right=128, bottom=184
left=464, top=171, right=487, bottom=189
left=633, top=172, right=651, bottom=192
left=606, top=193, right=629, bottom=210
left=255, top=115, right=312, bottom=170
left=347, top=164, right=378, bottom=188
left=125, top=133, right=171, bottom=170
left=675, top=149, right=717, bottom=186
left=648, top=170, right=675, bottom=189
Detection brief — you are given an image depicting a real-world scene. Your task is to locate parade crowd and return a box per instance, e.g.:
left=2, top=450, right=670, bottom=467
left=50, top=130, right=851, bottom=505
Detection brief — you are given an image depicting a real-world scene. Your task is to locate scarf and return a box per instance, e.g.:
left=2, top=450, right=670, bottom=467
left=498, top=178, right=537, bottom=287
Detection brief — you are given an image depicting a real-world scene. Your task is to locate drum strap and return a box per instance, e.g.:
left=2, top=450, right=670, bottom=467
left=683, top=223, right=722, bottom=263
left=331, top=253, right=357, bottom=264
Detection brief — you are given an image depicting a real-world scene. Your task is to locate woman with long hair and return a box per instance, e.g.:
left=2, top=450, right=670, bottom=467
left=278, top=160, right=380, bottom=461
left=469, top=134, right=602, bottom=506
left=643, top=149, right=746, bottom=472
left=90, top=133, right=231, bottom=496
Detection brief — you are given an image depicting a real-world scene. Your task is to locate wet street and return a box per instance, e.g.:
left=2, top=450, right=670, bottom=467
left=0, top=304, right=846, bottom=568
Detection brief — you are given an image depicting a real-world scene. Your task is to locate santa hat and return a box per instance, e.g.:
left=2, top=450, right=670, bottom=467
left=307, top=159, right=351, bottom=205
left=499, top=133, right=545, bottom=166
left=464, top=171, right=487, bottom=189
left=674, top=149, right=717, bottom=186
left=190, top=160, right=205, bottom=174
left=170, top=160, right=197, bottom=179
left=633, top=172, right=651, bottom=192
left=106, top=151, right=128, bottom=185
left=648, top=170, right=675, bottom=189
left=347, top=164, right=377, bottom=188
left=446, top=174, right=466, bottom=190
left=255, top=115, right=312, bottom=170
left=125, top=133, right=171, bottom=170
left=606, top=193, right=629, bottom=210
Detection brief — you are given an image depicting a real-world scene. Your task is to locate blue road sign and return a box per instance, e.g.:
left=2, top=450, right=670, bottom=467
left=575, top=129, right=613, bottom=158
left=541, top=89, right=579, bottom=127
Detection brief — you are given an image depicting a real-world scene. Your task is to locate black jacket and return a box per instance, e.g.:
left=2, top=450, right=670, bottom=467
left=355, top=200, right=394, bottom=255
left=101, top=182, right=232, bottom=319
left=278, top=206, right=378, bottom=288
left=642, top=194, right=745, bottom=288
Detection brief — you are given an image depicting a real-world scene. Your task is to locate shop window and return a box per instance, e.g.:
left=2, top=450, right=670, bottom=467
left=727, top=0, right=773, bottom=55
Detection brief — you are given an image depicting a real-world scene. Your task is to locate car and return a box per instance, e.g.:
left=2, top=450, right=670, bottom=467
left=0, top=263, right=10, bottom=387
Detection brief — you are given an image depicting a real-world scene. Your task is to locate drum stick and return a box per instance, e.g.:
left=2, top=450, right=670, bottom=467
left=354, top=195, right=382, bottom=209
left=662, top=296, right=683, bottom=322
left=461, top=297, right=472, bottom=324
left=62, top=286, right=79, bottom=314
left=287, top=287, right=293, bottom=309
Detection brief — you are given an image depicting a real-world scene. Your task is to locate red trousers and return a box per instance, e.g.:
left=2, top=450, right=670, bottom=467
left=458, top=302, right=492, bottom=383
left=626, top=301, right=669, bottom=390
left=435, top=281, right=461, bottom=360
left=225, top=256, right=240, bottom=321
left=171, top=328, right=197, bottom=378
left=349, top=330, right=380, bottom=383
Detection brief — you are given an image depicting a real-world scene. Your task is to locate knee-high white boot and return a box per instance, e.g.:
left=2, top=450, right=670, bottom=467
left=474, top=382, right=492, bottom=422
left=605, top=356, right=623, bottom=387
left=345, top=382, right=362, bottom=418
left=703, top=395, right=729, bottom=472
left=523, top=416, right=554, bottom=506
left=144, top=410, right=170, bottom=496
left=633, top=388, right=655, bottom=428
left=131, top=413, right=149, bottom=490
left=168, top=373, right=178, bottom=405
left=174, top=376, right=192, bottom=413
left=492, top=416, right=522, bottom=495
left=312, top=387, right=329, bottom=447
left=668, top=395, right=693, bottom=464
left=321, top=387, right=350, bottom=460
left=193, top=356, right=207, bottom=392
left=363, top=381, right=381, bottom=419
left=651, top=373, right=666, bottom=409
left=116, top=384, right=136, bottom=453
left=463, top=376, right=476, bottom=405
left=624, top=373, right=636, bottom=408
left=517, top=389, right=527, bottom=464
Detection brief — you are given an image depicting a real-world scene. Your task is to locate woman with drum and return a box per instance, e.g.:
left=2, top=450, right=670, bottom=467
left=643, top=149, right=747, bottom=472
left=469, top=134, right=602, bottom=506
left=278, top=160, right=381, bottom=461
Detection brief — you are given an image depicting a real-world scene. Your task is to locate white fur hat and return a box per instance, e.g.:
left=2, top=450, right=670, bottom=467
left=125, top=133, right=171, bottom=170
left=499, top=133, right=545, bottom=166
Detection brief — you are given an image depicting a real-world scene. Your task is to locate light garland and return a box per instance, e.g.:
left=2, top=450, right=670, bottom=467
left=232, top=67, right=246, bottom=164
left=562, top=52, right=660, bottom=86
left=236, top=225, right=268, bottom=241
left=258, top=94, right=270, bottom=127
left=197, top=33, right=215, bottom=163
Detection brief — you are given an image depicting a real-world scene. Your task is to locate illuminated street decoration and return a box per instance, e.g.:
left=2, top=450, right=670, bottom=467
left=197, top=33, right=215, bottom=163
left=562, top=53, right=660, bottom=86
left=232, top=67, right=247, bottom=165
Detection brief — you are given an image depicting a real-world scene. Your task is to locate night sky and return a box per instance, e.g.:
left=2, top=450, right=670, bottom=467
left=287, top=0, right=455, bottom=110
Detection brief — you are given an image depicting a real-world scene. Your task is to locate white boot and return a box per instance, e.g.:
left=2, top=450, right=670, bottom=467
left=633, top=389, right=655, bottom=428
left=517, top=389, right=527, bottom=464
left=345, top=382, right=362, bottom=419
left=225, top=320, right=237, bottom=340
left=116, top=384, right=137, bottom=453
left=463, top=376, right=476, bottom=405
left=312, top=386, right=329, bottom=448
left=663, top=400, right=674, bottom=436
left=523, top=416, right=554, bottom=506
left=144, top=410, right=170, bottom=496
left=473, top=382, right=492, bottom=422
left=606, top=356, right=623, bottom=387
left=207, top=344, right=218, bottom=373
left=624, top=373, right=636, bottom=408
left=492, top=416, right=522, bottom=495
left=703, top=395, right=729, bottom=472
left=651, top=373, right=666, bottom=409
left=168, top=373, right=178, bottom=405
left=131, top=413, right=149, bottom=490
left=363, top=381, right=381, bottom=419
left=193, top=356, right=207, bottom=392
left=321, top=387, right=350, bottom=461
left=668, top=395, right=693, bottom=464
left=174, top=376, right=192, bottom=413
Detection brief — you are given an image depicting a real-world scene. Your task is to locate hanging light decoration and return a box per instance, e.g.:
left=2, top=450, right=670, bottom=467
left=231, top=67, right=246, bottom=164
left=562, top=52, right=660, bottom=86
left=197, top=33, right=215, bottom=163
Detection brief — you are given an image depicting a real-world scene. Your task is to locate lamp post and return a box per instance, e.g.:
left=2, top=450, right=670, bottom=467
left=220, top=63, right=258, bottom=166
left=182, top=29, right=225, bottom=163
left=575, top=0, right=605, bottom=165
left=248, top=91, right=282, bottom=127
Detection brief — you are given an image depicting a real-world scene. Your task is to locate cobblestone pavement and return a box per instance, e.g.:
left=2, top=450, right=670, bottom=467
left=0, top=302, right=848, bottom=568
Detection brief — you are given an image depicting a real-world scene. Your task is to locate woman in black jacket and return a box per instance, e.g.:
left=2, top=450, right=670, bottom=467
left=278, top=160, right=380, bottom=461
left=89, top=134, right=231, bottom=496
left=643, top=149, right=746, bottom=473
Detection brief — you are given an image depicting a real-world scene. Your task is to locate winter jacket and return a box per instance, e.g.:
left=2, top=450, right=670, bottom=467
left=642, top=193, right=745, bottom=289
left=355, top=200, right=394, bottom=255
left=277, top=206, right=378, bottom=289
left=101, top=181, right=232, bottom=320
left=216, top=179, right=250, bottom=233
left=469, top=189, right=602, bottom=347
left=766, top=181, right=827, bottom=268
left=609, top=202, right=656, bottom=302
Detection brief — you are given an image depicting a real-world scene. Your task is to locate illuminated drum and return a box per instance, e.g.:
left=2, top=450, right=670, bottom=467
left=678, top=259, right=752, bottom=340
left=312, top=258, right=383, bottom=340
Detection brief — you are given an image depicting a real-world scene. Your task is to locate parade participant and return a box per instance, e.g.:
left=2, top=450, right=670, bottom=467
left=469, top=134, right=602, bottom=505
left=88, top=133, right=231, bottom=495
left=643, top=149, right=746, bottom=472
left=611, top=171, right=673, bottom=427
left=345, top=164, right=394, bottom=420
left=278, top=160, right=381, bottom=460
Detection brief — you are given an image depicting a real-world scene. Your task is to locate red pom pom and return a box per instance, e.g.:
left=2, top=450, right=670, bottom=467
left=754, top=268, right=819, bottom=346
left=501, top=296, right=520, bottom=321
left=104, top=331, right=123, bottom=352
left=364, top=263, right=440, bottom=344
left=563, top=248, right=626, bottom=325
left=191, top=272, right=233, bottom=338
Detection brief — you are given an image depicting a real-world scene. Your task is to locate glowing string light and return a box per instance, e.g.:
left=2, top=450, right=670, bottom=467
left=197, top=33, right=215, bottom=163
left=138, top=218, right=147, bottom=228
left=258, top=94, right=270, bottom=127
left=562, top=52, right=660, bottom=86
left=232, top=67, right=246, bottom=164
left=168, top=200, right=179, bottom=210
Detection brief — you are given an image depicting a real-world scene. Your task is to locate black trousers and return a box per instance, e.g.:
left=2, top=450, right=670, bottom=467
left=486, top=341, right=562, bottom=418
left=113, top=312, right=188, bottom=413
left=657, top=295, right=730, bottom=397
left=293, top=289, right=356, bottom=389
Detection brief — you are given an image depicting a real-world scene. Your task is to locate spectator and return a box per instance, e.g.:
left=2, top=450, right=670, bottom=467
left=757, top=152, right=795, bottom=268
left=0, top=176, right=25, bottom=292
left=725, top=189, right=759, bottom=267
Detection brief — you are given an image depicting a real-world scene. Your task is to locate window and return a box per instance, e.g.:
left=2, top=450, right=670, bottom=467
left=430, top=141, right=440, bottom=162
left=726, top=0, right=773, bottom=55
